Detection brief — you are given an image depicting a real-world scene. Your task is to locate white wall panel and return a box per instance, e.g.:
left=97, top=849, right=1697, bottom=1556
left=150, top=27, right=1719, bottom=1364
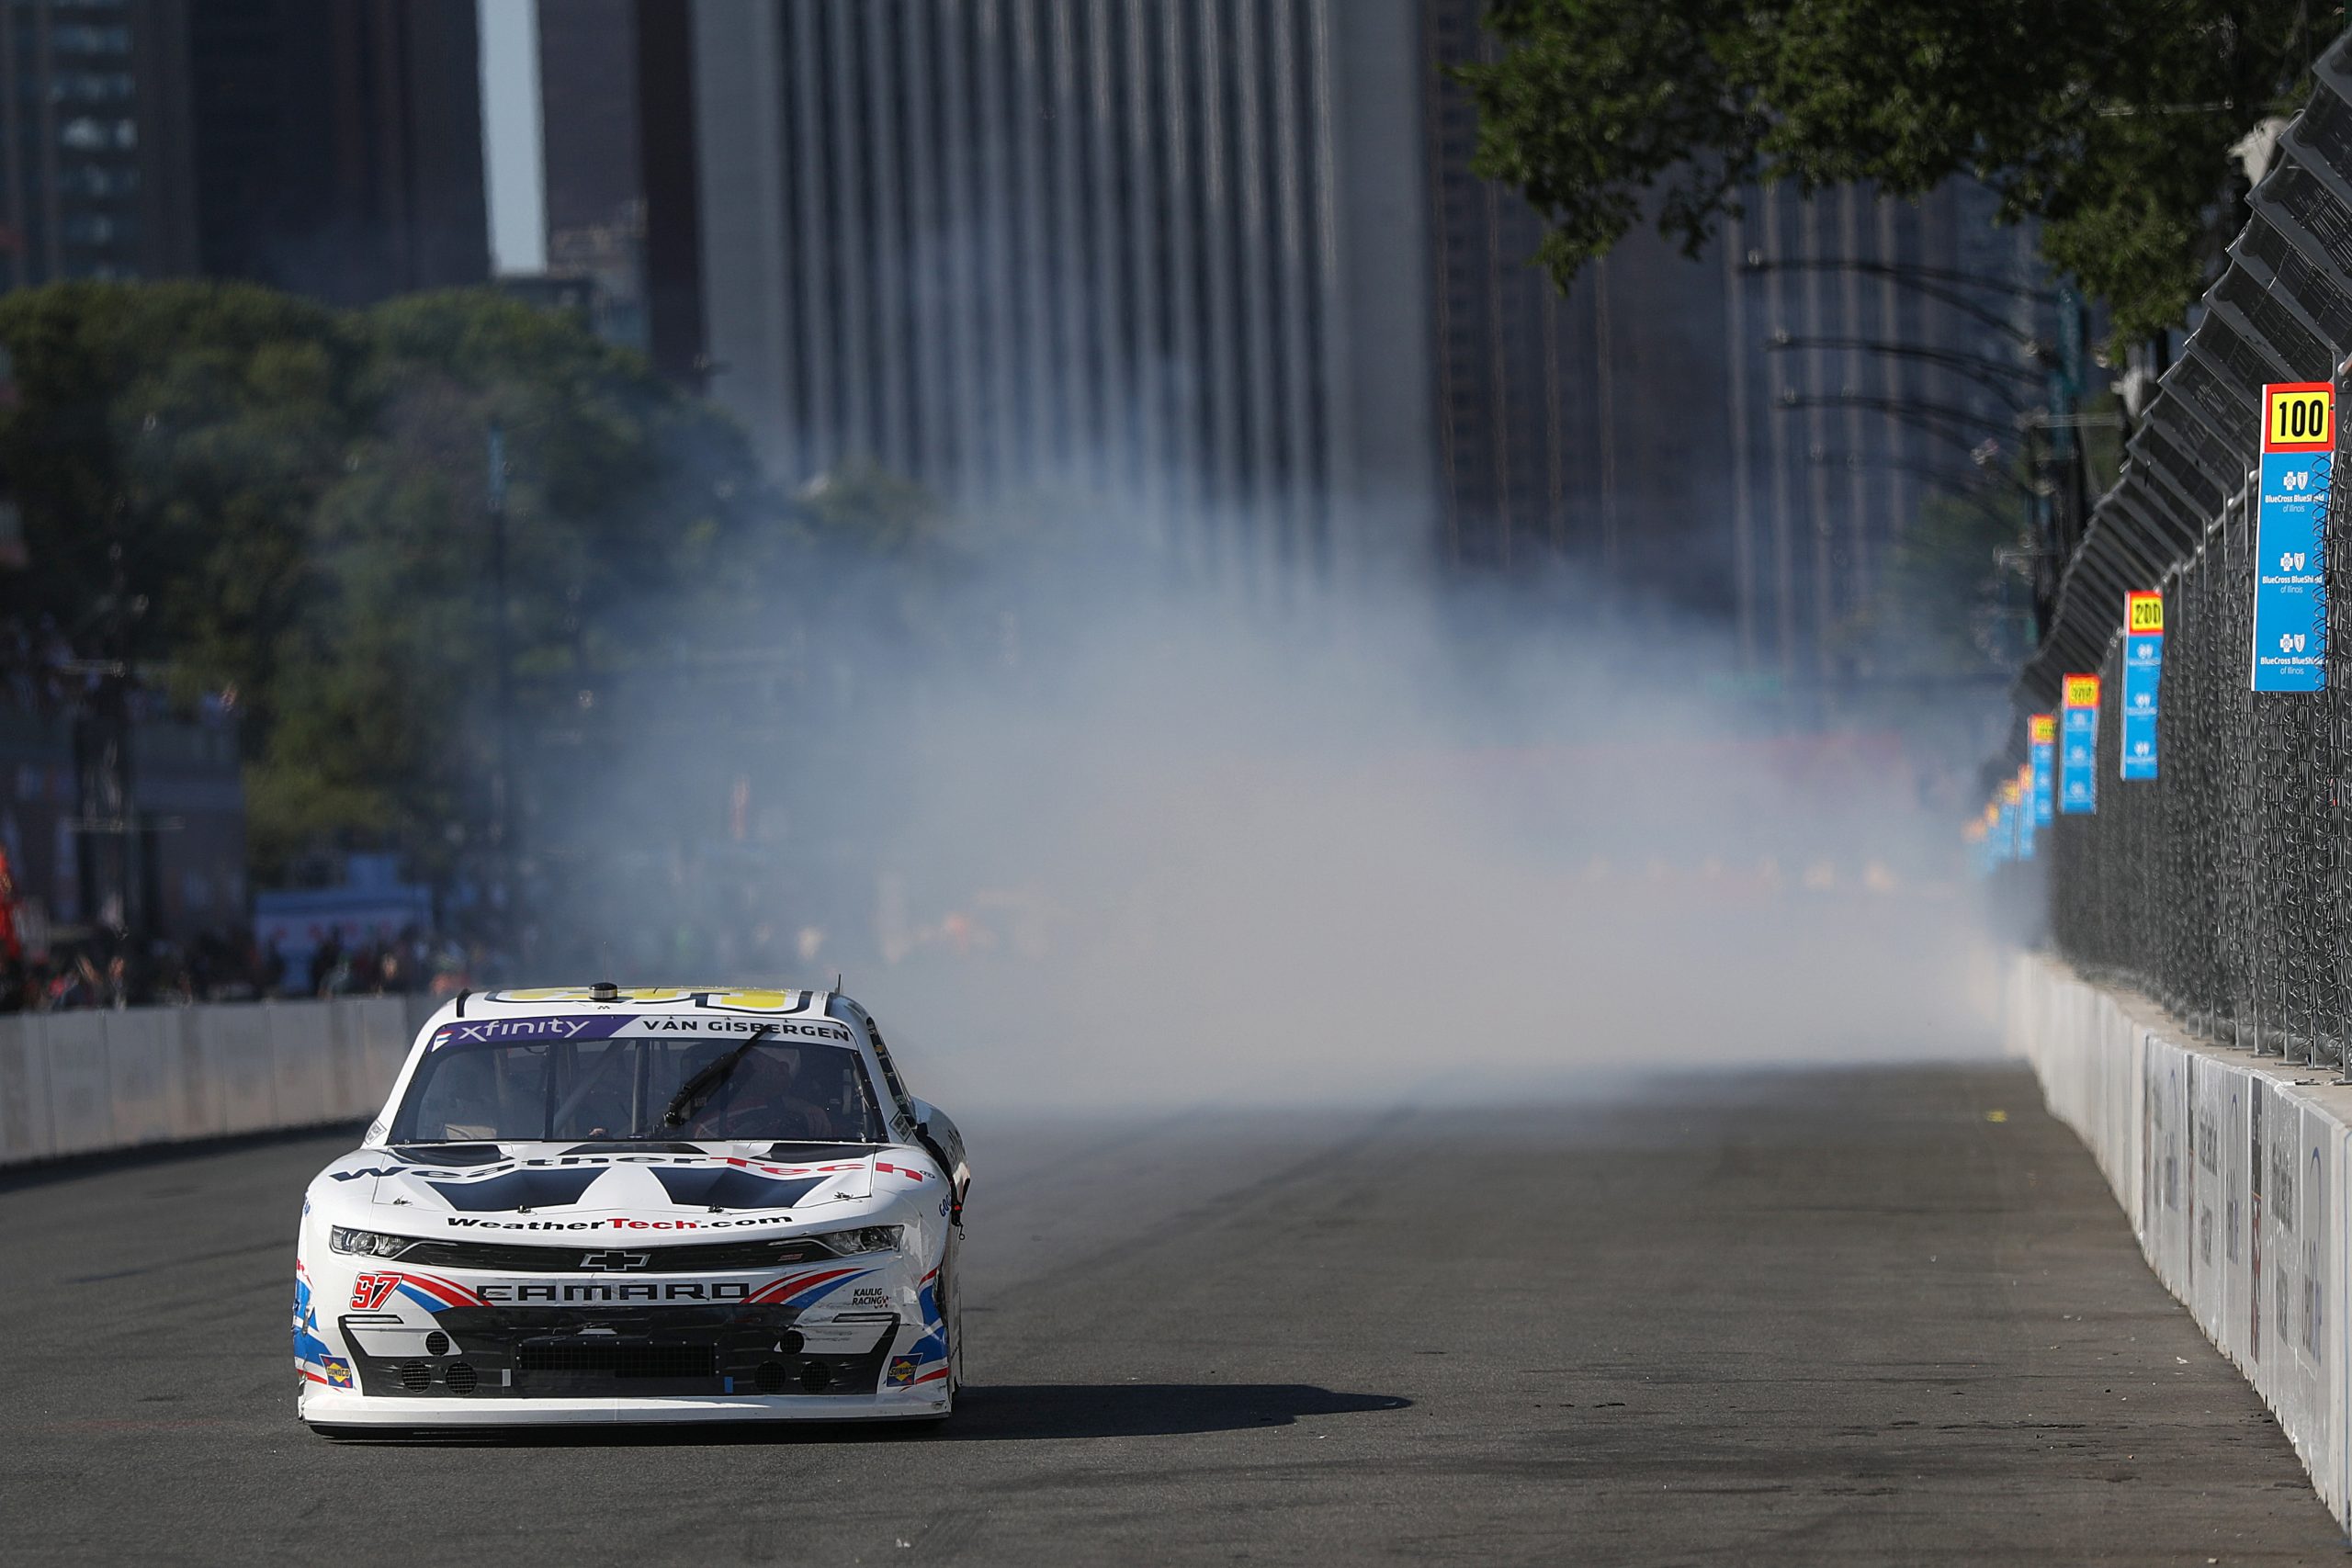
left=40, top=1011, right=112, bottom=1156
left=0, top=1014, right=52, bottom=1164
left=2010, top=953, right=2352, bottom=1529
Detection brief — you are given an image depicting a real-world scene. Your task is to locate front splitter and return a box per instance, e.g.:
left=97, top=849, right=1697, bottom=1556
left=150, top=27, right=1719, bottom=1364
left=300, top=1387, right=951, bottom=1427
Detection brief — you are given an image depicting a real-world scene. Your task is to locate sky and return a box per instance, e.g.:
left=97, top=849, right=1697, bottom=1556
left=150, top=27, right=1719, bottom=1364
left=478, top=0, right=546, bottom=276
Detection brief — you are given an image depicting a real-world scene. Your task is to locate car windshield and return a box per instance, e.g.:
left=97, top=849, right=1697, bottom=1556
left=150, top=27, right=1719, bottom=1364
left=388, top=1033, right=889, bottom=1144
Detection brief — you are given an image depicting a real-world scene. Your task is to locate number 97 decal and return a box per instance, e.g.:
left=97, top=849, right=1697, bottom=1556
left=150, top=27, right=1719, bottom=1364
left=350, top=1274, right=399, bottom=1310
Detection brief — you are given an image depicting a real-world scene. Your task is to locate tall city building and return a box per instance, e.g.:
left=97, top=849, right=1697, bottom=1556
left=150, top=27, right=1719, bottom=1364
left=0, top=0, right=197, bottom=288
left=535, top=0, right=706, bottom=383
left=683, top=0, right=1438, bottom=585
left=1423, top=0, right=1737, bottom=609
left=609, top=0, right=2039, bottom=640
left=0, top=0, right=487, bottom=304
left=179, top=0, right=489, bottom=305
left=1422, top=0, right=2048, bottom=673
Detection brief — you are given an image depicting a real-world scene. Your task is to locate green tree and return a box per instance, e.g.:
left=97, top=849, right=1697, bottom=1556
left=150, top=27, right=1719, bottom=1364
left=796, top=457, right=945, bottom=558
left=1863, top=488, right=2037, bottom=673
left=0, top=281, right=357, bottom=732
left=0, top=282, right=774, bottom=884
left=1453, top=1, right=2328, bottom=341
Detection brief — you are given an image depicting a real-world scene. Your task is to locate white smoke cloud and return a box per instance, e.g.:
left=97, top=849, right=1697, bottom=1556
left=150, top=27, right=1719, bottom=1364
left=659, top=536, right=2010, bottom=1113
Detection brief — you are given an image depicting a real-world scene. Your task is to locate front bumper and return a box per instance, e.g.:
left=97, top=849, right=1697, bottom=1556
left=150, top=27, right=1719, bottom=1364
left=296, top=1250, right=953, bottom=1424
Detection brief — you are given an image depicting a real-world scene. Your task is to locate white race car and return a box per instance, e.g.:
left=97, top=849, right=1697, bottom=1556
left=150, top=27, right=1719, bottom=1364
left=292, top=984, right=970, bottom=1432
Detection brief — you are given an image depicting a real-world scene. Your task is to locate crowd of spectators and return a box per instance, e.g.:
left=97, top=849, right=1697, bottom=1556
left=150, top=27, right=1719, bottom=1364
left=294, top=923, right=491, bottom=1001
left=0, top=610, right=521, bottom=1014
left=0, top=921, right=496, bottom=1013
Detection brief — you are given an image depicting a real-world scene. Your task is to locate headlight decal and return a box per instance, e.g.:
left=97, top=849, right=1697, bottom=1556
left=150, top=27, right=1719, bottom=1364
left=329, top=1225, right=417, bottom=1258
left=816, top=1224, right=902, bottom=1256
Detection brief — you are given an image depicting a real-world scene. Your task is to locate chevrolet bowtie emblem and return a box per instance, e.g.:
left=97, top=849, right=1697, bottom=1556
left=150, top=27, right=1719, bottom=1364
left=579, top=1250, right=650, bottom=1271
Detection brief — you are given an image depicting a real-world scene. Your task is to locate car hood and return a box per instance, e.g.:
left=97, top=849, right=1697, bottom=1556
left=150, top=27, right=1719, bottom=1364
left=309, top=1141, right=933, bottom=1230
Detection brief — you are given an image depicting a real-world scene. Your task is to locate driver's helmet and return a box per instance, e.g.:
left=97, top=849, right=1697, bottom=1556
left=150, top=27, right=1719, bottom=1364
left=422, top=1048, right=503, bottom=1140
left=684, top=1040, right=806, bottom=1134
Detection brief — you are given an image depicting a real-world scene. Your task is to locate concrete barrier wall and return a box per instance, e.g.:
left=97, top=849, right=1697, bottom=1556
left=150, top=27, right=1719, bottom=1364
left=2010, top=953, right=2352, bottom=1527
left=0, top=995, right=437, bottom=1169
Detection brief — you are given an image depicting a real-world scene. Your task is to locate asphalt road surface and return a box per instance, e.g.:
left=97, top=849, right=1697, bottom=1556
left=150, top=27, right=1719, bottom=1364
left=2, top=1063, right=2342, bottom=1565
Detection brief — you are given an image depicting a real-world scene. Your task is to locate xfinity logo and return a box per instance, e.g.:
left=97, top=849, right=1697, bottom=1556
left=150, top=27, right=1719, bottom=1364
left=438, top=1018, right=600, bottom=1043
left=578, top=1250, right=650, bottom=1271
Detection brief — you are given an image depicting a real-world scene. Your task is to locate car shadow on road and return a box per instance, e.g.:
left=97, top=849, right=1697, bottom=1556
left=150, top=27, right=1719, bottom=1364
left=318, top=1383, right=1411, bottom=1447
left=941, top=1382, right=1412, bottom=1439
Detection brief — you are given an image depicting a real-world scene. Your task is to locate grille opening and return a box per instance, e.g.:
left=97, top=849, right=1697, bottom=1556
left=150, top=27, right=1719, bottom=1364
left=424, top=1331, right=451, bottom=1357
left=397, top=1235, right=842, bottom=1273
left=397, top=1360, right=432, bottom=1393
left=515, top=1342, right=718, bottom=1380
left=799, top=1361, right=833, bottom=1394
left=755, top=1361, right=789, bottom=1395
left=445, top=1362, right=479, bottom=1394
left=777, top=1330, right=805, bottom=1355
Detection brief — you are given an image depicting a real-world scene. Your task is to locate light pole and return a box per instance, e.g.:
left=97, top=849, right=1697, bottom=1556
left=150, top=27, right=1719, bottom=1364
left=1766, top=332, right=2046, bottom=413
left=66, top=532, right=137, bottom=947
left=1740, top=251, right=2069, bottom=629
left=1740, top=254, right=2057, bottom=355
left=1804, top=446, right=2042, bottom=510
left=1770, top=383, right=2120, bottom=640
left=1773, top=389, right=2024, bottom=457
left=485, top=422, right=515, bottom=961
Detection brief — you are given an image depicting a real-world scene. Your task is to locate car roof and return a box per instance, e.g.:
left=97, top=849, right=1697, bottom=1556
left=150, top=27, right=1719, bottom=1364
left=413, top=986, right=873, bottom=1034
left=467, top=985, right=839, bottom=1013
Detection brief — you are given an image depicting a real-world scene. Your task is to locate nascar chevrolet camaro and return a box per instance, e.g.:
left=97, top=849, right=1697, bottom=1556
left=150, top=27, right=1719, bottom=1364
left=292, top=985, right=970, bottom=1431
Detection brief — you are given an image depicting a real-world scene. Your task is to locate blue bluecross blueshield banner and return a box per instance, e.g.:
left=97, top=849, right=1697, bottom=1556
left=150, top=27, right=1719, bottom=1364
left=2030, top=738, right=2054, bottom=826
left=2250, top=450, right=2329, bottom=691
left=1969, top=803, right=1999, bottom=871
left=2120, top=629, right=2162, bottom=779
left=2060, top=687, right=2098, bottom=815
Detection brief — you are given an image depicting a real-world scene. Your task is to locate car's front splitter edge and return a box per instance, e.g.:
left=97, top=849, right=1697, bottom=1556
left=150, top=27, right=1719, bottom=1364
left=299, top=1389, right=950, bottom=1427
